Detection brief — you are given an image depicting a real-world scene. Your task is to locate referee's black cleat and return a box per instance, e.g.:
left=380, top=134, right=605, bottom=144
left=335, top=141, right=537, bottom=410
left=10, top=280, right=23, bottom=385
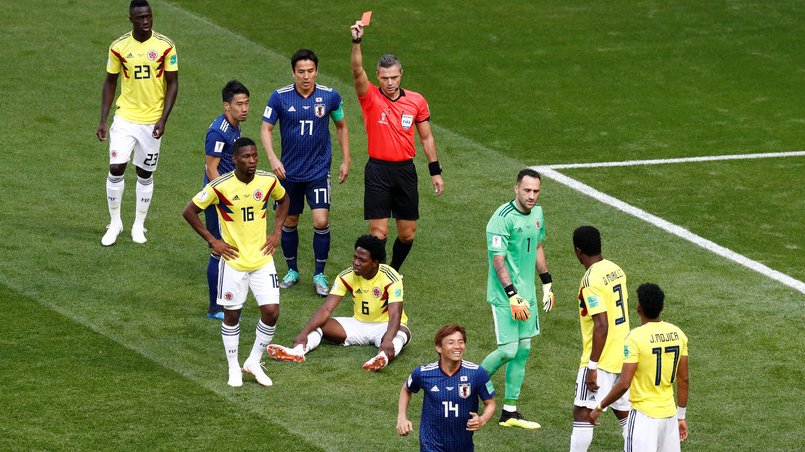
left=499, top=410, right=541, bottom=429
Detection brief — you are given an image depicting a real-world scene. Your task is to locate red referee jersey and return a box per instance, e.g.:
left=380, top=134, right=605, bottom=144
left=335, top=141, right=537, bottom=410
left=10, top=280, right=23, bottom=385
left=358, top=85, right=430, bottom=162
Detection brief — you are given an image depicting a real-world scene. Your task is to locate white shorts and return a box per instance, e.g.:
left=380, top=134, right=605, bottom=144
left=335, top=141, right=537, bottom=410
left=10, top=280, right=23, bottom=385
left=334, top=317, right=404, bottom=347
left=624, top=409, right=680, bottom=452
left=574, top=367, right=631, bottom=411
left=217, top=260, right=279, bottom=310
left=109, top=115, right=162, bottom=171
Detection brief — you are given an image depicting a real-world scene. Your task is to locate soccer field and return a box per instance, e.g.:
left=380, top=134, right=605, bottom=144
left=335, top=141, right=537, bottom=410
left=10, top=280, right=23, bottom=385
left=1, top=1, right=803, bottom=450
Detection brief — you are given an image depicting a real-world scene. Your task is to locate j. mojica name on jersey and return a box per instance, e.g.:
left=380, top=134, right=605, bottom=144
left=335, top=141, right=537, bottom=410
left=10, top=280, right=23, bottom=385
left=648, top=331, right=680, bottom=344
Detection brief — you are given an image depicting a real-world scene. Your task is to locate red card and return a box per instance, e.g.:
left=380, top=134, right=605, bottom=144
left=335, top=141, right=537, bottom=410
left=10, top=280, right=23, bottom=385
left=361, top=11, right=372, bottom=26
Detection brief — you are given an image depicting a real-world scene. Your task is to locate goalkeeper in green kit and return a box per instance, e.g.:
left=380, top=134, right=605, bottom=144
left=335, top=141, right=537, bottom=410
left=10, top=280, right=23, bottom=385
left=481, top=168, right=555, bottom=429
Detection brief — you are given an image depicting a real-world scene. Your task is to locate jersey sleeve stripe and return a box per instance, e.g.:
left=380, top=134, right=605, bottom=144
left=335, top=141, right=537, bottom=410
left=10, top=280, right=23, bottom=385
left=111, top=32, right=131, bottom=46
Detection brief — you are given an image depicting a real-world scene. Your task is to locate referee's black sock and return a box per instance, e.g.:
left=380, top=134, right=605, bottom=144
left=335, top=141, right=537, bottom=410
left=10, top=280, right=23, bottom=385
left=390, top=237, right=413, bottom=271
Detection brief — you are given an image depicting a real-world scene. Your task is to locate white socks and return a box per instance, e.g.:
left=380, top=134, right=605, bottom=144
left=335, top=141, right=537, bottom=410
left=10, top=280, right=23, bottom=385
left=247, top=320, right=275, bottom=364
left=222, top=322, right=240, bottom=369
left=106, top=173, right=124, bottom=227
left=134, top=175, right=153, bottom=229
left=570, top=422, right=594, bottom=451
left=301, top=328, right=323, bottom=354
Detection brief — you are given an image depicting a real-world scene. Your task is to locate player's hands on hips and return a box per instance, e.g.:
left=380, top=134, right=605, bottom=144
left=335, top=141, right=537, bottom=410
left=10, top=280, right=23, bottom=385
left=508, top=294, right=530, bottom=321
left=432, top=174, right=444, bottom=196
left=96, top=122, right=108, bottom=141
left=396, top=417, right=413, bottom=436
left=466, top=412, right=484, bottom=431
left=338, top=160, right=349, bottom=183
left=211, top=239, right=239, bottom=260
left=269, top=156, right=286, bottom=180
left=152, top=119, right=166, bottom=139
left=351, top=21, right=365, bottom=41
left=585, top=368, right=599, bottom=392
left=541, top=282, right=555, bottom=312
left=589, top=406, right=603, bottom=426
left=261, top=234, right=280, bottom=256
left=678, top=419, right=688, bottom=442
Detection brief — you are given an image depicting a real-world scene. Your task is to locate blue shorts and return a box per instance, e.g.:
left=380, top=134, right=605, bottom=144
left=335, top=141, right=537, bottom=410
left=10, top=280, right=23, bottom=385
left=204, top=205, right=222, bottom=241
left=281, top=175, right=331, bottom=216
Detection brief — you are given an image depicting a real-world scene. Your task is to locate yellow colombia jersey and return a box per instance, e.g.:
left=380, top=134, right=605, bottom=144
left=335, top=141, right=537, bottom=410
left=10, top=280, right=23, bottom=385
left=624, top=321, right=688, bottom=418
left=107, top=31, right=178, bottom=124
left=331, top=264, right=408, bottom=324
left=577, top=259, right=630, bottom=373
left=193, top=171, right=286, bottom=273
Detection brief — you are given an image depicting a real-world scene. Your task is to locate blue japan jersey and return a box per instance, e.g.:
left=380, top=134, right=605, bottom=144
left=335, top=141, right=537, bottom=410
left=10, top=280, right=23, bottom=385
left=203, top=114, right=242, bottom=185
left=262, top=84, right=342, bottom=182
left=406, top=360, right=495, bottom=452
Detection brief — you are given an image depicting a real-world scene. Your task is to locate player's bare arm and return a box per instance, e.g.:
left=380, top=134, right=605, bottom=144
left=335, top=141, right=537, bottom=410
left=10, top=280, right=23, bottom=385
left=182, top=201, right=238, bottom=260
left=205, top=155, right=221, bottom=181
left=259, top=121, right=286, bottom=180
left=294, top=294, right=343, bottom=346
left=536, top=242, right=549, bottom=274
left=492, top=255, right=513, bottom=287
left=396, top=384, right=414, bottom=436
left=350, top=22, right=369, bottom=97
left=261, top=192, right=289, bottom=255
left=152, top=70, right=178, bottom=139
left=380, top=302, right=404, bottom=359
left=676, top=355, right=689, bottom=441
left=586, top=312, right=608, bottom=392
left=467, top=397, right=496, bottom=432
left=335, top=118, right=350, bottom=183
left=415, top=120, right=444, bottom=196
left=590, top=362, right=635, bottom=425
left=96, top=72, right=119, bottom=141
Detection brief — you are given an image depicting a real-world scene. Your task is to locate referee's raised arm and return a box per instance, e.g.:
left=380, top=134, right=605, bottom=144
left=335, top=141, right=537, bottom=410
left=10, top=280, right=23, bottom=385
left=350, top=21, right=369, bottom=97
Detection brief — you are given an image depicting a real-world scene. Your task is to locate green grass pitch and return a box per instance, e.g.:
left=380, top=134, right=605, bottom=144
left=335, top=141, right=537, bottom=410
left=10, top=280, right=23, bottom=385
left=1, top=0, right=803, bottom=450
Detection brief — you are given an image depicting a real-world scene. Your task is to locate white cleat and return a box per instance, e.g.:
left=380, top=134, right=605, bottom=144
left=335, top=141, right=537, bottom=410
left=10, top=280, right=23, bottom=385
left=243, top=361, right=273, bottom=387
left=363, top=351, right=388, bottom=371
left=101, top=224, right=123, bottom=246
left=266, top=344, right=306, bottom=363
left=131, top=225, right=148, bottom=244
left=227, top=366, right=243, bottom=387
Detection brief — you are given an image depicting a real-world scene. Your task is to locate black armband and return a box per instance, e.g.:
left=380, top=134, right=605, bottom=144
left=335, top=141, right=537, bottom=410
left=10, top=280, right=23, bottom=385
left=504, top=284, right=517, bottom=297
left=539, top=272, right=552, bottom=284
left=352, top=38, right=362, bottom=44
left=428, top=161, right=442, bottom=176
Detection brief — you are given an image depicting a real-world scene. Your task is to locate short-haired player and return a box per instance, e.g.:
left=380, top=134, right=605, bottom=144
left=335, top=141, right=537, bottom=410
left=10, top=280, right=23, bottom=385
left=590, top=283, right=690, bottom=451
left=397, top=324, right=496, bottom=451
left=267, top=235, right=410, bottom=371
left=183, top=138, right=290, bottom=387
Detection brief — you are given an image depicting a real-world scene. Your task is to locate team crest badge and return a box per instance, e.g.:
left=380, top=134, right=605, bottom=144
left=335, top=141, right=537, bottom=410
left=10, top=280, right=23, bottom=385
left=224, top=292, right=234, bottom=301
left=253, top=189, right=264, bottom=201
left=314, top=104, right=326, bottom=118
left=459, top=383, right=471, bottom=399
left=111, top=150, right=118, bottom=158
left=372, top=287, right=381, bottom=298
left=401, top=114, right=413, bottom=130
left=147, top=50, right=158, bottom=61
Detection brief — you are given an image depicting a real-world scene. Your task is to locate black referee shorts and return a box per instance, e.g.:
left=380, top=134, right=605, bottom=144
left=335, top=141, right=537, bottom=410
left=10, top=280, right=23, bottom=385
left=364, top=158, right=419, bottom=221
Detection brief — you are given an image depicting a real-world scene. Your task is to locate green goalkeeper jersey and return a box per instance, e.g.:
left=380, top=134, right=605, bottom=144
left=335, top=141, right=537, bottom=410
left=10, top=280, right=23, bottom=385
left=486, top=200, right=546, bottom=307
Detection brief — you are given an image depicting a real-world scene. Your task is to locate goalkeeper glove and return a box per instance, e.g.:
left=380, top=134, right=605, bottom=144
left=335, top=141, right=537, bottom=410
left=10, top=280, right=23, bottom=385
left=542, top=283, right=555, bottom=312
left=504, top=284, right=530, bottom=321
left=540, top=273, right=555, bottom=312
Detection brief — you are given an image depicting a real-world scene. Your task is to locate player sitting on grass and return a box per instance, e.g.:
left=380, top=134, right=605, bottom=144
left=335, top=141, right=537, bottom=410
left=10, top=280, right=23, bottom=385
left=267, top=234, right=410, bottom=371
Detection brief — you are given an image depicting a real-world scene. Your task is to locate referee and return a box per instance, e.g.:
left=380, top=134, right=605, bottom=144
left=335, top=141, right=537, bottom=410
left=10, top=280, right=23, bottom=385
left=350, top=19, right=445, bottom=272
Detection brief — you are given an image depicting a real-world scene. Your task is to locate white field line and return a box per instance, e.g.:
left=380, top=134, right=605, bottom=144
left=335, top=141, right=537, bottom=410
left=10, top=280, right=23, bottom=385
left=535, top=166, right=805, bottom=295
left=548, top=150, right=805, bottom=169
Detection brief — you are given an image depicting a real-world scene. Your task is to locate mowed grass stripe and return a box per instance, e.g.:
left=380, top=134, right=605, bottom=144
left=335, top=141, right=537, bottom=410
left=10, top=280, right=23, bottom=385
left=0, top=283, right=320, bottom=451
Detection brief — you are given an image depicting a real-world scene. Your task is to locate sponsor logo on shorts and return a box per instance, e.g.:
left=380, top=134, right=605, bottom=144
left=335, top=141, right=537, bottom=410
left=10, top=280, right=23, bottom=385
left=254, top=189, right=264, bottom=201
left=111, top=151, right=118, bottom=158
left=224, top=292, right=233, bottom=301
left=459, top=383, right=471, bottom=399
left=401, top=113, right=413, bottom=130
left=372, top=287, right=381, bottom=298
left=147, top=50, right=158, bottom=61
left=314, top=104, right=325, bottom=118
